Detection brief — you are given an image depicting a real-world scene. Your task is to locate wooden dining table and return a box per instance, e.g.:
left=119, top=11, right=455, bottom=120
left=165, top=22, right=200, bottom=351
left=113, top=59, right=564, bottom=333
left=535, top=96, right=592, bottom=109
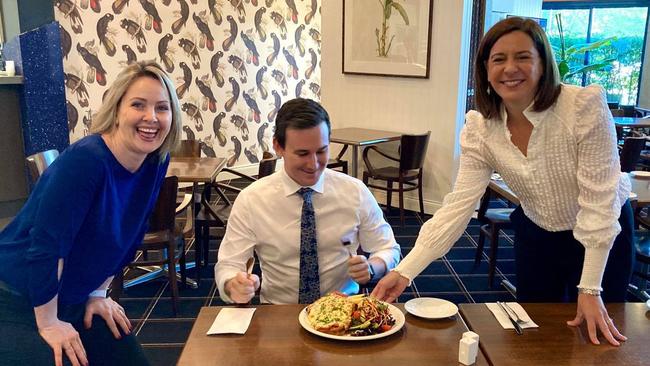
left=459, top=303, right=650, bottom=366
left=330, top=128, right=402, bottom=177
left=177, top=304, right=489, bottom=365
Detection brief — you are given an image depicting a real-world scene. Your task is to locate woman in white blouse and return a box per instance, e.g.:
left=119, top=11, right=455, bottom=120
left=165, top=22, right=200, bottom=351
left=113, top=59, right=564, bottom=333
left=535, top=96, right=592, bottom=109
left=372, top=17, right=633, bottom=346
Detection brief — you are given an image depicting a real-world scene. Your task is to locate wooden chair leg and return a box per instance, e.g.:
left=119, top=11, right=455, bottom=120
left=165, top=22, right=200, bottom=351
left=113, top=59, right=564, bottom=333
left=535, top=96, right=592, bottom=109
left=167, top=243, right=179, bottom=316
left=342, top=161, right=348, bottom=175
left=203, top=226, right=210, bottom=267
left=418, top=175, right=425, bottom=219
left=488, top=225, right=499, bottom=289
left=194, top=223, right=203, bottom=269
left=386, top=180, right=393, bottom=213
left=179, top=238, right=187, bottom=289
left=475, top=224, right=487, bottom=268
left=398, top=179, right=405, bottom=227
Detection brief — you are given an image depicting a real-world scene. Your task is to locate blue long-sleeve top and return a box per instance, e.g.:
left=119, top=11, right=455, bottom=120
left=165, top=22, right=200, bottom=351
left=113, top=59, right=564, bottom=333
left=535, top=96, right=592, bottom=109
left=0, top=134, right=169, bottom=306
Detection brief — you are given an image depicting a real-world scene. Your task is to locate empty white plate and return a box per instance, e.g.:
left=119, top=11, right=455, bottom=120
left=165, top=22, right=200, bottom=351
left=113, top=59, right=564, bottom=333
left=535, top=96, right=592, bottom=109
left=404, top=297, right=459, bottom=319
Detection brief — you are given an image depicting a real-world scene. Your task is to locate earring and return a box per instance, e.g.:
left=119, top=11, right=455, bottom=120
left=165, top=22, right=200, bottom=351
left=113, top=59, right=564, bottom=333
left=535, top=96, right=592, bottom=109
left=486, top=85, right=491, bottom=95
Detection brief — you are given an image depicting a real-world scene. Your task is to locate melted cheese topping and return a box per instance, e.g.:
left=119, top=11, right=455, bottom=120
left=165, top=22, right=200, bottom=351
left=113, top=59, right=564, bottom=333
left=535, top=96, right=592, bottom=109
left=305, top=293, right=355, bottom=334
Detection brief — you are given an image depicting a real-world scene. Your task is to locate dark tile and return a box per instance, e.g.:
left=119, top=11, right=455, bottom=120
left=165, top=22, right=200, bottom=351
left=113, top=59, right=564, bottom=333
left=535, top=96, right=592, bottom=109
left=137, top=319, right=195, bottom=344
left=413, top=276, right=462, bottom=293
left=444, top=247, right=480, bottom=260
left=454, top=235, right=478, bottom=248
left=161, top=278, right=216, bottom=298
left=121, top=298, right=153, bottom=320
left=395, top=236, right=418, bottom=246
left=142, top=345, right=183, bottom=366
left=458, top=274, right=504, bottom=292
left=420, top=260, right=451, bottom=275
left=449, top=259, right=488, bottom=275
left=149, top=298, right=209, bottom=319
left=391, top=225, right=422, bottom=236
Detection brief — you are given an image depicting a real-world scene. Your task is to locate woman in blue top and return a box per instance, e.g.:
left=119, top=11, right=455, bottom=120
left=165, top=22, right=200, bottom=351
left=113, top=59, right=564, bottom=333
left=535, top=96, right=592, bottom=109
left=0, top=61, right=182, bottom=366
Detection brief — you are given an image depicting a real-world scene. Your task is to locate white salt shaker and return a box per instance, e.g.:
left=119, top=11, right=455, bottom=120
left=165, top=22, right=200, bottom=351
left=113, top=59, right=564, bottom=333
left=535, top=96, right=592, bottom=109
left=4, top=60, right=14, bottom=76
left=458, top=331, right=479, bottom=365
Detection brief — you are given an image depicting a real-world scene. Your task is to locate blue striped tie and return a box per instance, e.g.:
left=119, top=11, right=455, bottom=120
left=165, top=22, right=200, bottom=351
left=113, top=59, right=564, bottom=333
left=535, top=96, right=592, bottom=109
left=297, top=187, right=320, bottom=304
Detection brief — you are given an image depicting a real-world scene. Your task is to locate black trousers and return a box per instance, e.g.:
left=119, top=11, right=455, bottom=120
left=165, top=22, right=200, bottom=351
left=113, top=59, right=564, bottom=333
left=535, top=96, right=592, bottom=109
left=0, top=286, right=150, bottom=366
left=510, top=200, right=634, bottom=303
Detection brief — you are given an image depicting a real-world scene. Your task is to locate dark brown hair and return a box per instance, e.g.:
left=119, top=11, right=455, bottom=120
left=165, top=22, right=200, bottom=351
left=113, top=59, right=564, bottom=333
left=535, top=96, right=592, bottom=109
left=273, top=98, right=331, bottom=148
left=474, top=17, right=561, bottom=119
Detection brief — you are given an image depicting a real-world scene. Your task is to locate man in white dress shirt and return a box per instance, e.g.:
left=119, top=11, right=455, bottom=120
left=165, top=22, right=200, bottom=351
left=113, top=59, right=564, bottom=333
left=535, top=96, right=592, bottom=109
left=214, top=98, right=401, bottom=304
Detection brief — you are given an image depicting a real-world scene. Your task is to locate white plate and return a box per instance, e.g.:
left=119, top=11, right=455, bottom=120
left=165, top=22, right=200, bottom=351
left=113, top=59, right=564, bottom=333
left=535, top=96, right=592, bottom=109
left=404, top=297, right=459, bottom=319
left=646, top=299, right=650, bottom=310
left=298, top=303, right=405, bottom=341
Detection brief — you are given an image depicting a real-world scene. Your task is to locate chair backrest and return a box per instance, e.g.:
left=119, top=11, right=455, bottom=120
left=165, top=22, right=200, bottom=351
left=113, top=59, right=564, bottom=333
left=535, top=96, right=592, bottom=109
left=148, top=176, right=179, bottom=232
left=26, top=149, right=59, bottom=184
left=399, top=132, right=431, bottom=171
left=620, top=137, right=646, bottom=172
left=173, top=140, right=201, bottom=158
left=258, top=152, right=278, bottom=178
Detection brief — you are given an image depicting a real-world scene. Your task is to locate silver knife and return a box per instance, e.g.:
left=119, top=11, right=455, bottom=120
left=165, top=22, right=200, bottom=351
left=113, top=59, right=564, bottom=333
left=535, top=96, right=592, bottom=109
left=497, top=301, right=523, bottom=335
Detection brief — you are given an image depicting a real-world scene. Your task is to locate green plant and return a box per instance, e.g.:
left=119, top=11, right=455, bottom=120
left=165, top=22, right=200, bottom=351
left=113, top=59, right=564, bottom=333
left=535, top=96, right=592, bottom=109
left=375, top=0, right=409, bottom=57
left=553, top=13, right=617, bottom=82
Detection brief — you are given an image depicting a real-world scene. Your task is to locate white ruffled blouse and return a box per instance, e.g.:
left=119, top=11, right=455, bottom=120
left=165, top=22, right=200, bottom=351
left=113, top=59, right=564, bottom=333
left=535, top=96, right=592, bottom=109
left=397, top=84, right=630, bottom=291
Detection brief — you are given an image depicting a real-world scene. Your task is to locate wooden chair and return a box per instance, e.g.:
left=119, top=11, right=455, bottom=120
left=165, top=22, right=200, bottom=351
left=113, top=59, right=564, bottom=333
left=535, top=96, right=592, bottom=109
left=619, top=136, right=647, bottom=172
left=112, top=176, right=192, bottom=315
left=194, top=151, right=278, bottom=275
left=362, top=132, right=430, bottom=226
left=474, top=186, right=514, bottom=288
left=327, top=145, right=348, bottom=174
left=26, top=149, right=59, bottom=185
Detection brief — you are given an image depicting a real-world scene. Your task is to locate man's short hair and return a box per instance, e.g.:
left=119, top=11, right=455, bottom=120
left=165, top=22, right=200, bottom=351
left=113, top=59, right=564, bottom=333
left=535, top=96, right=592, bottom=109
left=273, top=98, right=331, bottom=148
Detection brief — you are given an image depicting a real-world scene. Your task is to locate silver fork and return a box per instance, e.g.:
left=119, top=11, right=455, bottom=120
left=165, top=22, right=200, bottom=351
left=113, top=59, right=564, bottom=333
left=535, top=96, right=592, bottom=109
left=502, top=302, right=526, bottom=325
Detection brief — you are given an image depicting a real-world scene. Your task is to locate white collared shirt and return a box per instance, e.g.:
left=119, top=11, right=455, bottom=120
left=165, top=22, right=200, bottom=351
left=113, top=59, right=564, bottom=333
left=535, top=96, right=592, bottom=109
left=398, top=84, right=630, bottom=291
left=214, top=167, right=401, bottom=304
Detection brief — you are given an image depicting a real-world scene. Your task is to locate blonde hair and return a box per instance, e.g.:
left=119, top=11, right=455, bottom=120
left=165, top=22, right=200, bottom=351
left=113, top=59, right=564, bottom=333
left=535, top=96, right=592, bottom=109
left=90, top=60, right=182, bottom=159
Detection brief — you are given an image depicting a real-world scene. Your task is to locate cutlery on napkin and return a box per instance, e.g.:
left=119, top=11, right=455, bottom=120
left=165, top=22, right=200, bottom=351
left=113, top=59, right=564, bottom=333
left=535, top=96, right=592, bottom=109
left=207, top=308, right=257, bottom=335
left=486, top=302, right=538, bottom=332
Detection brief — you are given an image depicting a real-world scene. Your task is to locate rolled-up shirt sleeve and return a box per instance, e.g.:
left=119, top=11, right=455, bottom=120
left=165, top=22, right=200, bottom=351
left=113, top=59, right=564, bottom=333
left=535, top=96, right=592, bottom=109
left=396, top=113, right=493, bottom=281
left=573, top=85, right=630, bottom=291
left=357, top=183, right=400, bottom=270
left=27, top=154, right=102, bottom=306
left=214, top=191, right=257, bottom=303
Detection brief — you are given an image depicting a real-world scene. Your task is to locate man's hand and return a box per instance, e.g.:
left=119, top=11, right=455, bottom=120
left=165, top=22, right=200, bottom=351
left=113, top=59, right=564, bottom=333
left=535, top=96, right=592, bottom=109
left=348, top=255, right=372, bottom=284
left=225, top=272, right=260, bottom=303
left=566, top=293, right=627, bottom=346
left=84, top=296, right=131, bottom=339
left=38, top=319, right=88, bottom=366
left=370, top=271, right=409, bottom=303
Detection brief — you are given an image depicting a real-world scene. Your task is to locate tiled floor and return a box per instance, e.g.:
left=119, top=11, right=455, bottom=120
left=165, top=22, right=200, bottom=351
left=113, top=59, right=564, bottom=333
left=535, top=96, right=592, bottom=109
left=120, top=185, right=523, bottom=365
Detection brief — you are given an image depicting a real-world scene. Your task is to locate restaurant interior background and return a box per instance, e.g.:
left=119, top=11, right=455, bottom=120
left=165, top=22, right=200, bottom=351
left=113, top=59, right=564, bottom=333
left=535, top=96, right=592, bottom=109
left=1, top=0, right=649, bottom=225
left=0, top=1, right=648, bottom=364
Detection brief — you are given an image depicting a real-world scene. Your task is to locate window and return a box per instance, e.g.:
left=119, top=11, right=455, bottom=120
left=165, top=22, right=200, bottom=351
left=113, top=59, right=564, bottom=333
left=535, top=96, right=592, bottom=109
left=541, top=1, right=649, bottom=106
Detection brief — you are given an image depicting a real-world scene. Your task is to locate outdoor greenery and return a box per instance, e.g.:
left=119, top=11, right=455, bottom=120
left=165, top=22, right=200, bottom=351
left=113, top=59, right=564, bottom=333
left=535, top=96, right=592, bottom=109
left=541, top=7, right=648, bottom=105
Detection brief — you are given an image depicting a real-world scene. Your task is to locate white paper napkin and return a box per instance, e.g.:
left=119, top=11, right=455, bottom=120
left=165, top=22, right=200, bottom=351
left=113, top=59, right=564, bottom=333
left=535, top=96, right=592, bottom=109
left=207, top=308, right=257, bottom=335
left=485, top=302, right=539, bottom=330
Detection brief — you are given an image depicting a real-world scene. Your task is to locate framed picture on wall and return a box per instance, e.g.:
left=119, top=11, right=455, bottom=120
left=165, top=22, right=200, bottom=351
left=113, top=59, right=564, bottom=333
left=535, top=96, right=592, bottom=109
left=342, top=0, right=433, bottom=78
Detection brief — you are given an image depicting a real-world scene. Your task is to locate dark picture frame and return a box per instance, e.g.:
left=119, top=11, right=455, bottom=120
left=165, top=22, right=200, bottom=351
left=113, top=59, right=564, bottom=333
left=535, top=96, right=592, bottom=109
left=342, top=0, right=434, bottom=78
